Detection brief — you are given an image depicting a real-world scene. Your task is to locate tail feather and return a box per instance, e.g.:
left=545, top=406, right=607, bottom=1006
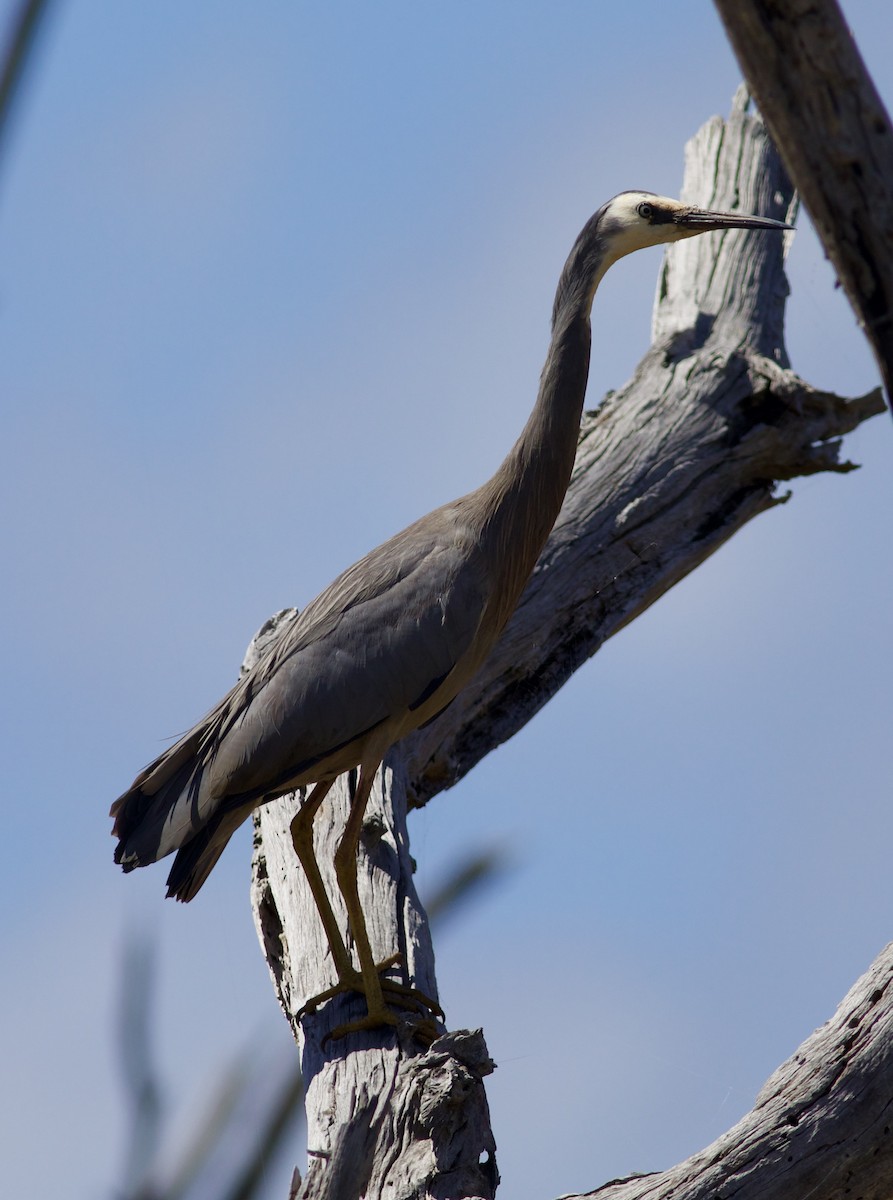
left=111, top=670, right=271, bottom=897
left=111, top=754, right=204, bottom=869
left=112, top=728, right=252, bottom=901
left=165, top=809, right=247, bottom=902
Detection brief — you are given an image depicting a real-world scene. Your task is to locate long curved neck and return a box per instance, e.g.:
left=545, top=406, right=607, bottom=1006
left=470, top=216, right=611, bottom=622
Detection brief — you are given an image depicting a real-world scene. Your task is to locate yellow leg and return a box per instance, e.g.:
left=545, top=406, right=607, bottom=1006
left=290, top=777, right=433, bottom=1027
left=332, top=765, right=393, bottom=1028
left=330, top=765, right=443, bottom=1039
left=290, top=780, right=355, bottom=980
left=290, top=770, right=443, bottom=1038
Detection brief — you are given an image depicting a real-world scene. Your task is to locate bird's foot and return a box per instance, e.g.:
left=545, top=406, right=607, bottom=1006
left=326, top=1007, right=442, bottom=1047
left=295, top=954, right=400, bottom=1020
left=376, top=972, right=444, bottom=1022
left=325, top=1002, right=399, bottom=1043
left=297, top=955, right=444, bottom=1043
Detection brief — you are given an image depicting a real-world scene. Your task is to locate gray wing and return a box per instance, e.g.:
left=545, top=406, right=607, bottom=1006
left=111, top=503, right=489, bottom=877
left=206, top=508, right=489, bottom=799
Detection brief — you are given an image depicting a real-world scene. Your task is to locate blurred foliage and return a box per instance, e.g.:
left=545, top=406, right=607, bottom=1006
left=0, top=0, right=55, bottom=175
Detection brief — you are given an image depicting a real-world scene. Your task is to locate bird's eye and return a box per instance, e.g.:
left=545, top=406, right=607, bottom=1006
left=637, top=201, right=654, bottom=220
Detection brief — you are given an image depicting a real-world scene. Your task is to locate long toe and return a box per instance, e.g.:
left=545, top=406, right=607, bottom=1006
left=325, top=1005, right=401, bottom=1043
left=325, top=1005, right=441, bottom=1046
left=379, top=978, right=444, bottom=1020
left=296, top=953, right=408, bottom=1021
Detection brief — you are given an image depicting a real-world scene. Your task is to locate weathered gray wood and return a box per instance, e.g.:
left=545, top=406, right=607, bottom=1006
left=249, top=93, right=885, bottom=1198
left=566, top=941, right=893, bottom=1200
left=712, top=0, right=893, bottom=408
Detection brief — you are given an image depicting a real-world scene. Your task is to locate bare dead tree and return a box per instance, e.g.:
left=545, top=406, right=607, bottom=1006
left=246, top=89, right=887, bottom=1200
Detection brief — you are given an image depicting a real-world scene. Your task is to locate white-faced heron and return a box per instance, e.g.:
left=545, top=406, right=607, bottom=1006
left=112, top=192, right=790, bottom=1034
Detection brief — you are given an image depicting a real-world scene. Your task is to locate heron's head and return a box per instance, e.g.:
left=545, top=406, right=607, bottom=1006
left=597, top=190, right=791, bottom=264
left=553, top=190, right=791, bottom=326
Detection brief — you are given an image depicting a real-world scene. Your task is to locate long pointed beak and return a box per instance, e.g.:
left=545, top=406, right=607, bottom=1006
left=678, top=207, right=793, bottom=232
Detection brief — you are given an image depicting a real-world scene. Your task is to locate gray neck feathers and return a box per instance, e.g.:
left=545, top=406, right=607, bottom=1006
left=469, top=210, right=606, bottom=622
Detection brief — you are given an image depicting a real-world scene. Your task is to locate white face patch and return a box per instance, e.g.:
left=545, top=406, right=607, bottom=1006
left=598, top=192, right=694, bottom=264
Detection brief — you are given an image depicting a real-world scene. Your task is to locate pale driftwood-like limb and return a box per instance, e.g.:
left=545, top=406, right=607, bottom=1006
left=712, top=0, right=893, bottom=408
left=568, top=942, right=893, bottom=1200
left=250, top=94, right=884, bottom=1199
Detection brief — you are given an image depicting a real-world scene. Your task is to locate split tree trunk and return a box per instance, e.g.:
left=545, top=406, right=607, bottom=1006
left=249, top=91, right=885, bottom=1200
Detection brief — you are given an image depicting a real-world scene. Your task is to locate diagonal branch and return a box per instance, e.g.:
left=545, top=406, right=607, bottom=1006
left=712, top=0, right=893, bottom=410
left=569, top=942, right=893, bottom=1200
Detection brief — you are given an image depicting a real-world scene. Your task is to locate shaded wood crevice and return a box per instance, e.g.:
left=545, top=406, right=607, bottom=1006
left=248, top=90, right=886, bottom=1199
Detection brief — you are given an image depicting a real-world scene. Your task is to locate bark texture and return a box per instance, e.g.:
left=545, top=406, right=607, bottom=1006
left=713, top=0, right=893, bottom=408
left=249, top=92, right=884, bottom=1199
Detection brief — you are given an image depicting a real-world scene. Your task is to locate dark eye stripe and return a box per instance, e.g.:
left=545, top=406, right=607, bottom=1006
left=636, top=199, right=678, bottom=226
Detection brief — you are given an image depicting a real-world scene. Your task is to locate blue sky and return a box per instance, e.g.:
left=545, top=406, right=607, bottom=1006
left=2, top=3, right=891, bottom=1198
